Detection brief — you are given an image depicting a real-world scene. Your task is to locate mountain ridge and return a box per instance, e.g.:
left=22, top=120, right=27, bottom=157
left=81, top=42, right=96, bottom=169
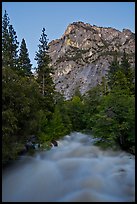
left=48, top=21, right=135, bottom=99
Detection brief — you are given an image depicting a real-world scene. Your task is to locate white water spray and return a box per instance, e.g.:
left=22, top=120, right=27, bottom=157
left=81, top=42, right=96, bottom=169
left=2, top=132, right=135, bottom=202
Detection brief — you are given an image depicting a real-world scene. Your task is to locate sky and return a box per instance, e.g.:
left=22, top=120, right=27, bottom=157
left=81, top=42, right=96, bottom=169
left=2, top=2, right=135, bottom=69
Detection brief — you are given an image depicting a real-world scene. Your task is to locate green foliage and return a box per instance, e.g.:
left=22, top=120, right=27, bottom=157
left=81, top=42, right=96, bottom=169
left=48, top=106, right=68, bottom=139
left=92, top=89, right=135, bottom=150
left=66, top=95, right=86, bottom=131
left=18, top=38, right=32, bottom=76
left=100, top=76, right=109, bottom=95
left=81, top=51, right=134, bottom=152
left=35, top=28, right=55, bottom=95
left=2, top=10, right=10, bottom=66
left=120, top=50, right=132, bottom=76
left=3, top=66, right=41, bottom=135
left=107, top=53, right=120, bottom=88
left=107, top=51, right=134, bottom=95
left=56, top=99, right=72, bottom=134
left=2, top=10, right=19, bottom=70
left=82, top=85, right=102, bottom=129
left=2, top=67, right=42, bottom=164
left=35, top=28, right=55, bottom=117
left=39, top=103, right=72, bottom=142
left=2, top=109, right=17, bottom=138
left=120, top=50, right=135, bottom=94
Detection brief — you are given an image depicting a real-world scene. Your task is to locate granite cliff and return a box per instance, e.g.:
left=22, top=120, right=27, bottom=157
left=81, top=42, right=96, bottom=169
left=48, top=21, right=135, bottom=99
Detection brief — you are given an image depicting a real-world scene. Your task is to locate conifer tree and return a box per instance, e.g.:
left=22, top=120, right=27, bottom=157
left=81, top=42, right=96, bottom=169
left=8, top=24, right=19, bottom=70
left=35, top=28, right=55, bottom=115
left=120, top=50, right=131, bottom=76
left=107, top=52, right=120, bottom=89
left=2, top=10, right=10, bottom=68
left=120, top=50, right=134, bottom=93
left=18, top=38, right=32, bottom=76
left=2, top=10, right=19, bottom=70
left=100, top=76, right=109, bottom=95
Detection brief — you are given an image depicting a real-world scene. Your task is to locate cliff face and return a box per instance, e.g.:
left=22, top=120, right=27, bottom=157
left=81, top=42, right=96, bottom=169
left=48, top=21, right=135, bottom=99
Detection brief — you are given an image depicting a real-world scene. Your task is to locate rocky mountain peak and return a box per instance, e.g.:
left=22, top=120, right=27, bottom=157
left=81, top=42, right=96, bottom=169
left=48, top=21, right=135, bottom=100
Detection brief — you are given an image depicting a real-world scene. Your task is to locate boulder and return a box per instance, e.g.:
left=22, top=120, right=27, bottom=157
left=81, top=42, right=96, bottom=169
left=51, top=140, right=58, bottom=147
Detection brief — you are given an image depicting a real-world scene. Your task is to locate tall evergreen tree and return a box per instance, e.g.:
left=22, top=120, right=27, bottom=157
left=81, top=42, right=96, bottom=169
left=120, top=50, right=131, bottom=76
left=8, top=24, right=19, bottom=70
left=107, top=52, right=120, bottom=89
left=2, top=10, right=10, bottom=68
left=120, top=50, right=134, bottom=94
left=18, top=38, right=32, bottom=76
left=35, top=28, right=55, bottom=115
left=2, top=10, right=19, bottom=70
left=107, top=50, right=134, bottom=94
left=100, top=76, right=109, bottom=95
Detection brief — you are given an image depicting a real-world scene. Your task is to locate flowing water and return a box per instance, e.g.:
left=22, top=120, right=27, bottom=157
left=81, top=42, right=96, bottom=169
left=2, top=132, right=135, bottom=202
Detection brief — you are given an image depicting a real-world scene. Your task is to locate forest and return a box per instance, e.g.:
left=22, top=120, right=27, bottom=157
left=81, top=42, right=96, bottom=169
left=2, top=11, right=135, bottom=166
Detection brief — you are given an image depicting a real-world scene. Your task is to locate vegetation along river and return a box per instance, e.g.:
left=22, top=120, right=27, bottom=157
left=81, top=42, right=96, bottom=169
left=2, top=132, right=135, bottom=202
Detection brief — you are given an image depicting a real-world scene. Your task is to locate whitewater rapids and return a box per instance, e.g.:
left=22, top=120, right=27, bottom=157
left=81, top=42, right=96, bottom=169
left=2, top=132, right=135, bottom=202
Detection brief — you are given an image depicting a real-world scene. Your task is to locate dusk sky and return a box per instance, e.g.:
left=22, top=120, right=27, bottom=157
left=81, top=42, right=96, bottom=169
left=2, top=2, right=135, bottom=69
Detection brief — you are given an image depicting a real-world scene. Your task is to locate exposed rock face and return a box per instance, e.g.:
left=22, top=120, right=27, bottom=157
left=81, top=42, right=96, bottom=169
left=48, top=21, right=135, bottom=99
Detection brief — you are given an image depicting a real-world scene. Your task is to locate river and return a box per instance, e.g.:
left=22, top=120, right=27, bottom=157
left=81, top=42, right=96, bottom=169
left=2, top=132, right=135, bottom=202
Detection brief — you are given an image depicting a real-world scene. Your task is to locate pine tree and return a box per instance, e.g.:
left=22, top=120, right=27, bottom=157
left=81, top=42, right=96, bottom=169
left=107, top=52, right=120, bottom=89
left=100, top=76, right=109, bottom=95
left=35, top=28, right=55, bottom=115
left=120, top=50, right=134, bottom=93
left=18, top=38, right=32, bottom=76
left=8, top=24, right=19, bottom=70
left=120, top=50, right=131, bottom=76
left=2, top=10, right=10, bottom=68
left=2, top=10, right=19, bottom=70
